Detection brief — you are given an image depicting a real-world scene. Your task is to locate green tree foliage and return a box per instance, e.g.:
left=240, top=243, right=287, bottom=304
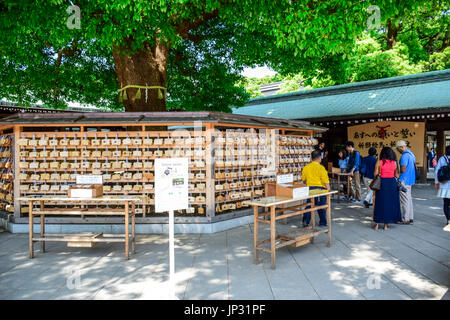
left=0, top=0, right=375, bottom=111
left=242, top=1, right=448, bottom=96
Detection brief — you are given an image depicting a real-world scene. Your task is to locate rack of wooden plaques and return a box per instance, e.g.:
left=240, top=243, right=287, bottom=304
left=0, top=134, right=14, bottom=213
left=212, top=128, right=317, bottom=215
left=16, top=130, right=208, bottom=217
left=278, top=134, right=317, bottom=179
left=14, top=127, right=318, bottom=219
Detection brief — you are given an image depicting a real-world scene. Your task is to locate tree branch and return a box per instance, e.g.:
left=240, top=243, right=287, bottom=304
left=174, top=9, right=219, bottom=39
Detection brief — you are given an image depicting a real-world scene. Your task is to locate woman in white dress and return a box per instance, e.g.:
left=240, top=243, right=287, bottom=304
left=435, top=145, right=450, bottom=226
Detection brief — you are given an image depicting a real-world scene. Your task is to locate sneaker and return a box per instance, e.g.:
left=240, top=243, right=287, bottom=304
left=303, top=222, right=309, bottom=228
left=409, top=219, right=414, bottom=225
left=317, top=225, right=328, bottom=230
left=363, top=200, right=370, bottom=208
left=350, top=199, right=359, bottom=203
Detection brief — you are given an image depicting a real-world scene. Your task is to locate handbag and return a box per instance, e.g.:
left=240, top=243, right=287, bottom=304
left=369, top=175, right=381, bottom=191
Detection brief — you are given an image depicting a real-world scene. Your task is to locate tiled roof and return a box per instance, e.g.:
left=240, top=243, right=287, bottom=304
left=233, top=69, right=450, bottom=120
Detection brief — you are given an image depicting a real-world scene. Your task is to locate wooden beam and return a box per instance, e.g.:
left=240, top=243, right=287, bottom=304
left=13, top=126, right=21, bottom=219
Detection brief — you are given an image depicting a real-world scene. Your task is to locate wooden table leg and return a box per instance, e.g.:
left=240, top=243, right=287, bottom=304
left=270, top=205, right=276, bottom=269
left=131, top=202, right=135, bottom=254
left=29, top=201, right=34, bottom=258
left=347, top=176, right=351, bottom=202
left=253, top=205, right=259, bottom=264
left=337, top=175, right=341, bottom=203
left=310, top=199, right=315, bottom=244
left=125, top=201, right=129, bottom=260
left=40, top=200, right=45, bottom=253
left=327, top=194, right=332, bottom=247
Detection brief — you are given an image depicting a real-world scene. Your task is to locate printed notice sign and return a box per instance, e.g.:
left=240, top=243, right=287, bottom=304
left=277, top=174, right=293, bottom=184
left=76, top=175, right=102, bottom=185
left=155, top=158, right=189, bottom=213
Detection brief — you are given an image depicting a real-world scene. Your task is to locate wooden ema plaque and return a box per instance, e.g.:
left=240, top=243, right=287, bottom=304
left=68, top=184, right=103, bottom=198
left=265, top=182, right=309, bottom=199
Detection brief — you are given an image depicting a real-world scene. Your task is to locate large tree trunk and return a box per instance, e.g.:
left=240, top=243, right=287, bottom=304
left=112, top=39, right=168, bottom=112
left=386, top=18, right=398, bottom=50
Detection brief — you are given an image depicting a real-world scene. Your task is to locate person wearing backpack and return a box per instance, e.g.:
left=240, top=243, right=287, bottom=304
left=435, top=145, right=450, bottom=226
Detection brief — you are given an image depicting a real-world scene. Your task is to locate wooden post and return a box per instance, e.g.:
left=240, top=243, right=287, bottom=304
left=270, top=205, right=276, bottom=269
left=13, top=126, right=21, bottom=219
left=337, top=174, right=341, bottom=203
left=437, top=128, right=445, bottom=159
left=419, top=120, right=428, bottom=183
left=327, top=194, right=331, bottom=247
left=28, top=200, right=34, bottom=258
left=310, top=198, right=315, bottom=244
left=205, top=123, right=215, bottom=218
left=132, top=202, right=135, bottom=254
left=253, top=205, right=259, bottom=264
left=125, top=201, right=129, bottom=260
left=40, top=200, right=45, bottom=253
left=346, top=175, right=351, bottom=202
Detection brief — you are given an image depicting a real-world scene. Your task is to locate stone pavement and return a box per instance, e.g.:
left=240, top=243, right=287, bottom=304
left=0, top=184, right=448, bottom=300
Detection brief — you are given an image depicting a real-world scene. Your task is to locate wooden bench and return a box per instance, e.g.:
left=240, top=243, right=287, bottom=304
left=19, top=195, right=142, bottom=260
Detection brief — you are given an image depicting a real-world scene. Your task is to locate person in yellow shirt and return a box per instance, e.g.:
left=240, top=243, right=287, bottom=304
left=302, top=150, right=330, bottom=228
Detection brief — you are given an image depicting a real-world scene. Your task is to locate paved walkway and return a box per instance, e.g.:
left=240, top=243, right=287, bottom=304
left=0, top=184, right=449, bottom=300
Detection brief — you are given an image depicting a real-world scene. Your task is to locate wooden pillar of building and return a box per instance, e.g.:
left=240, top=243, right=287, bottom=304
left=420, top=120, right=428, bottom=184
left=13, top=125, right=21, bottom=219
left=436, top=129, right=446, bottom=159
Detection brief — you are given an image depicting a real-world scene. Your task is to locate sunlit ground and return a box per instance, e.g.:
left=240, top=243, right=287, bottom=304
left=0, top=184, right=448, bottom=300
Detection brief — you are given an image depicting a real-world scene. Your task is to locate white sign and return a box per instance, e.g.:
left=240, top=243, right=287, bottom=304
left=277, top=174, right=293, bottom=184
left=293, top=187, right=310, bottom=199
left=69, top=189, right=93, bottom=198
left=76, top=175, right=102, bottom=185
left=154, top=158, right=189, bottom=213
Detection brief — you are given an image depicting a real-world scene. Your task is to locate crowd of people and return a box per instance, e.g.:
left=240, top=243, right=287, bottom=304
left=304, top=140, right=450, bottom=230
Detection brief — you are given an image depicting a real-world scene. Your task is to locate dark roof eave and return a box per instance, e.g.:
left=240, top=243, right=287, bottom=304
left=303, top=106, right=450, bottom=123
left=0, top=111, right=326, bottom=132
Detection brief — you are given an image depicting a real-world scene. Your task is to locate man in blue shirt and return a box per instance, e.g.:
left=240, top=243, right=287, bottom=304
left=345, top=141, right=361, bottom=203
left=361, top=147, right=378, bottom=208
left=396, top=140, right=416, bottom=224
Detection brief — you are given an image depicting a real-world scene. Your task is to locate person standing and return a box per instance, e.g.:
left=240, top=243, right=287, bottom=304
left=338, top=149, right=349, bottom=200
left=338, top=149, right=348, bottom=173
left=396, top=140, right=416, bottom=224
left=373, top=147, right=402, bottom=230
left=314, top=140, right=328, bottom=166
left=435, top=145, right=450, bottom=226
left=302, top=150, right=330, bottom=228
left=361, top=147, right=378, bottom=208
left=345, top=141, right=361, bottom=203
left=428, top=149, right=435, bottom=169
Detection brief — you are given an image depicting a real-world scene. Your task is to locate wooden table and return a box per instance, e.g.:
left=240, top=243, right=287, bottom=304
left=249, top=190, right=337, bottom=269
left=19, top=195, right=143, bottom=260
left=329, top=172, right=351, bottom=202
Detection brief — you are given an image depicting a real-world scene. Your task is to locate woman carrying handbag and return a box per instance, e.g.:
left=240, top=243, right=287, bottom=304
left=371, top=147, right=402, bottom=230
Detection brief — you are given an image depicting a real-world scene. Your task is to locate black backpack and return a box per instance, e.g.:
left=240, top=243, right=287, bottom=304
left=437, top=156, right=450, bottom=183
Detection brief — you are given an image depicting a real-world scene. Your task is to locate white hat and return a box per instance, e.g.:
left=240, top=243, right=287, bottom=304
left=395, top=140, right=407, bottom=147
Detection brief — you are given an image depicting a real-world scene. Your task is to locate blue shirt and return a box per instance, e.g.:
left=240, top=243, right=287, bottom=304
left=338, top=157, right=348, bottom=171
left=399, top=149, right=416, bottom=186
left=346, top=150, right=361, bottom=173
left=361, top=155, right=377, bottom=179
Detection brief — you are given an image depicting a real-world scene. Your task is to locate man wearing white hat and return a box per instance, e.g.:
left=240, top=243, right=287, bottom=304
left=396, top=140, right=416, bottom=224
